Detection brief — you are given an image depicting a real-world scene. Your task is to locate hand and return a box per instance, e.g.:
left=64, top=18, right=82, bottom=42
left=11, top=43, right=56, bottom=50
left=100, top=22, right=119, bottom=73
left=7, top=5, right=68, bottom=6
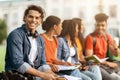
left=42, top=72, right=56, bottom=80
left=64, top=62, right=74, bottom=66
left=49, top=64, right=59, bottom=72
left=108, top=40, right=119, bottom=56
left=82, top=66, right=89, bottom=70
left=106, top=62, right=118, bottom=68
left=45, top=70, right=58, bottom=78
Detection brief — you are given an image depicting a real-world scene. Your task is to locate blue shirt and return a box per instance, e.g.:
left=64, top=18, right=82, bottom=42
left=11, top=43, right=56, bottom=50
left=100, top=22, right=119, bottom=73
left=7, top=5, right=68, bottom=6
left=57, top=37, right=79, bottom=64
left=5, top=24, right=47, bottom=73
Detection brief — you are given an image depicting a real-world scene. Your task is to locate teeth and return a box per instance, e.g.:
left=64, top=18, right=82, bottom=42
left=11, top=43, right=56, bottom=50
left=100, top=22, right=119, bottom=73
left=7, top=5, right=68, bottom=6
left=30, top=23, right=35, bottom=26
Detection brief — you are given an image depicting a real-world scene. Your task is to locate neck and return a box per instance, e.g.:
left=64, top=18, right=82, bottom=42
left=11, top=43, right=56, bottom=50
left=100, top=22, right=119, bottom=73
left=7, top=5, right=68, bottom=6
left=95, top=31, right=106, bottom=36
left=45, top=31, right=54, bottom=40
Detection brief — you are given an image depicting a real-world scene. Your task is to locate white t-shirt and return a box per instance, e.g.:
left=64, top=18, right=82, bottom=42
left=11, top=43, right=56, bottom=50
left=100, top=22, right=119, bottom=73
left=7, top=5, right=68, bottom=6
left=67, top=46, right=76, bottom=63
left=28, top=37, right=38, bottom=64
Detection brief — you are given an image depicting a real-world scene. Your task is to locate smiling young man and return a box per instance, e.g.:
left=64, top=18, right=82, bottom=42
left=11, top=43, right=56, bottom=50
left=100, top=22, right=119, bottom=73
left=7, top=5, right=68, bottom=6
left=85, top=13, right=120, bottom=80
left=5, top=5, right=56, bottom=80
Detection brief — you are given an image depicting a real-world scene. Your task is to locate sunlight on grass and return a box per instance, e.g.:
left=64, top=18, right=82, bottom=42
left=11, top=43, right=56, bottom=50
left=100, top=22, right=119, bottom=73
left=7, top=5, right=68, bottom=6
left=0, top=45, right=6, bottom=72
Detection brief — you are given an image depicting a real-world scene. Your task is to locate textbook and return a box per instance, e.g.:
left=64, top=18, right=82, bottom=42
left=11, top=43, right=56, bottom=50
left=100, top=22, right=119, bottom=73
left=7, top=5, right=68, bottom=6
left=61, top=75, right=82, bottom=80
left=57, top=65, right=80, bottom=71
left=85, top=55, right=108, bottom=64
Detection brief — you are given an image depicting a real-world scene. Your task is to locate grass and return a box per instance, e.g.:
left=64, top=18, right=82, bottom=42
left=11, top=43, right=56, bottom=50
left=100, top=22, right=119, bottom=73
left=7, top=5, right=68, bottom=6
left=0, top=45, right=6, bottom=72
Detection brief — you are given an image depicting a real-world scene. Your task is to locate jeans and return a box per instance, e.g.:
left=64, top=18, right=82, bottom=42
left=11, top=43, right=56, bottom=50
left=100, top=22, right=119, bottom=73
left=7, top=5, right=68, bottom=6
left=101, top=67, right=120, bottom=80
left=81, top=72, right=92, bottom=80
left=88, top=65, right=102, bottom=80
left=81, top=71, right=96, bottom=80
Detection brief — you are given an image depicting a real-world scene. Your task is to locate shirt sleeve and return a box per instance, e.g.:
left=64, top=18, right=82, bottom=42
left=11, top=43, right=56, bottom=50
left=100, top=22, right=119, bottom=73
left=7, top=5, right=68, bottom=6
left=17, top=62, right=32, bottom=73
left=85, top=35, right=94, bottom=50
left=7, top=31, right=25, bottom=69
left=107, top=33, right=113, bottom=42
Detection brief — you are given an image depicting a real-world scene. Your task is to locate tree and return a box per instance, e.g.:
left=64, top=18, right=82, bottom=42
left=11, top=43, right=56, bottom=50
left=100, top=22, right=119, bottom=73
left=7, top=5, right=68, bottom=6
left=0, top=19, right=7, bottom=44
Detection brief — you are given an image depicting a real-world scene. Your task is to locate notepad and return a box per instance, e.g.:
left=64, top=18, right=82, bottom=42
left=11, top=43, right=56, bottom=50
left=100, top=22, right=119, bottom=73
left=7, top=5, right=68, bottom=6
left=57, top=65, right=80, bottom=71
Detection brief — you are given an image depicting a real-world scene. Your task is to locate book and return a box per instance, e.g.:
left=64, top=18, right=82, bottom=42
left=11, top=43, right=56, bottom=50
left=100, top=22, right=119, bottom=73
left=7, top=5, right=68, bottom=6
left=85, top=55, right=108, bottom=64
left=58, top=75, right=82, bottom=80
left=57, top=65, right=80, bottom=71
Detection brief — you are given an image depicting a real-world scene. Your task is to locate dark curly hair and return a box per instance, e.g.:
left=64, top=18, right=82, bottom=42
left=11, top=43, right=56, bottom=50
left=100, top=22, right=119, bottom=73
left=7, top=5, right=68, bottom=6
left=23, top=5, right=45, bottom=22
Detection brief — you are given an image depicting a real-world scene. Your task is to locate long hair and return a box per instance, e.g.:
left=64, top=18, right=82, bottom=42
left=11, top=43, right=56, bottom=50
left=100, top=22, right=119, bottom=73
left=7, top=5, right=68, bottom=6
left=72, top=18, right=85, bottom=54
left=59, top=19, right=77, bottom=46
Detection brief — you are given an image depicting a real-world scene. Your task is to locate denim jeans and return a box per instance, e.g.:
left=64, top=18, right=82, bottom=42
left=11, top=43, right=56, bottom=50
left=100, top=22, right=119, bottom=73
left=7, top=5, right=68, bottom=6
left=101, top=67, right=120, bottom=80
left=88, top=65, right=102, bottom=80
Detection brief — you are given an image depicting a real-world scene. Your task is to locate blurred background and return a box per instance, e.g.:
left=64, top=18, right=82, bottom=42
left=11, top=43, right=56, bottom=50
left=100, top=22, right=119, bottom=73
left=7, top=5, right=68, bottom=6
left=0, top=0, right=120, bottom=71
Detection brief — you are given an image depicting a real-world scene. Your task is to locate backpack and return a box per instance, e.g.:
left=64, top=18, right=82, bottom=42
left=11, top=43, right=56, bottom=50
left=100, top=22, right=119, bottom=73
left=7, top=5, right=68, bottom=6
left=90, top=33, right=120, bottom=61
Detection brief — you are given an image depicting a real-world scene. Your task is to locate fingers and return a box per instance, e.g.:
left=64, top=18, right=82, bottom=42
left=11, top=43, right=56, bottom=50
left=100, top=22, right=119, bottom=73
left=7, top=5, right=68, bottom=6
left=51, top=65, right=59, bottom=72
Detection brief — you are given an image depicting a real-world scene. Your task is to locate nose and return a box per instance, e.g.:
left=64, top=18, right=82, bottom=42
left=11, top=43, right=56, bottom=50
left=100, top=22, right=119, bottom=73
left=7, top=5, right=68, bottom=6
left=32, top=17, right=36, bottom=22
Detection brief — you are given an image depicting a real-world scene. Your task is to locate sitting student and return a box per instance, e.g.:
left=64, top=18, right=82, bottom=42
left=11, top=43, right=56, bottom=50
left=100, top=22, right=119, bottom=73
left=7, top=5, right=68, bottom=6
left=72, top=18, right=102, bottom=80
left=57, top=19, right=101, bottom=80
left=41, top=15, right=82, bottom=80
left=5, top=5, right=56, bottom=80
left=85, top=13, right=120, bottom=80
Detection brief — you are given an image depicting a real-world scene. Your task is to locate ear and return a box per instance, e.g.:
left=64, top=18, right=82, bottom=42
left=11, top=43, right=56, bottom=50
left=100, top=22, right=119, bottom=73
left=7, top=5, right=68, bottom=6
left=23, top=16, right=27, bottom=22
left=53, top=25, right=57, bottom=30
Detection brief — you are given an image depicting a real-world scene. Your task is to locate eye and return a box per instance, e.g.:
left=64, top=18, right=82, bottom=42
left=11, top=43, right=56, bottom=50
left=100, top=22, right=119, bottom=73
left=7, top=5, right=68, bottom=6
left=28, top=15, right=33, bottom=18
left=35, top=17, right=40, bottom=19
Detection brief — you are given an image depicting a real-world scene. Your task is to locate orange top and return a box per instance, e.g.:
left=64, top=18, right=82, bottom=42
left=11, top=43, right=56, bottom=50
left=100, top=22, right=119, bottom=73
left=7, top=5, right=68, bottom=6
left=75, top=37, right=83, bottom=60
left=85, top=32, right=113, bottom=59
left=41, top=34, right=58, bottom=64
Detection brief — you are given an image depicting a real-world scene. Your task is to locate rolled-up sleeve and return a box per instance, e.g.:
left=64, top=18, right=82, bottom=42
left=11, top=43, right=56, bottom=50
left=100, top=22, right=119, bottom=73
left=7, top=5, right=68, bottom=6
left=17, top=62, right=32, bottom=73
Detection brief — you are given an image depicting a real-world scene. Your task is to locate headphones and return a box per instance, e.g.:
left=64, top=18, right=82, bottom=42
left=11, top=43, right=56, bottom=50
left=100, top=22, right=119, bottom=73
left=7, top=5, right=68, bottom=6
left=27, top=31, right=38, bottom=38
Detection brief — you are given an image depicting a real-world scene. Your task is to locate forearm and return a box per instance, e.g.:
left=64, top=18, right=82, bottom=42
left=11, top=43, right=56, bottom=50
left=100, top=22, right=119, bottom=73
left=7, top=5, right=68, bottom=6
left=53, top=59, right=66, bottom=65
left=79, top=52, right=86, bottom=62
left=26, top=67, right=46, bottom=79
left=85, top=50, right=93, bottom=57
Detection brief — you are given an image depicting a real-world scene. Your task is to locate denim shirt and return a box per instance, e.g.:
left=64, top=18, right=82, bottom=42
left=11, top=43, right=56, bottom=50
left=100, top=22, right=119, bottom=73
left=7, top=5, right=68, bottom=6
left=5, top=24, right=47, bottom=73
left=57, top=37, right=79, bottom=64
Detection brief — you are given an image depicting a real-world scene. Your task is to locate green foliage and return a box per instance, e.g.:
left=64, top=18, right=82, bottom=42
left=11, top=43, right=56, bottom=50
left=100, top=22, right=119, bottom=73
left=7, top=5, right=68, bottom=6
left=0, top=19, right=7, bottom=44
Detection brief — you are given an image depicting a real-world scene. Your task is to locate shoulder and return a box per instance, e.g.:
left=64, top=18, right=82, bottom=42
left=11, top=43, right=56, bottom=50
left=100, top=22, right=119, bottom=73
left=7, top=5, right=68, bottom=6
left=58, top=37, right=64, bottom=41
left=7, top=26, right=25, bottom=40
left=37, top=34, right=44, bottom=44
left=58, top=37, right=66, bottom=43
left=106, top=33, right=113, bottom=41
left=85, top=34, right=93, bottom=41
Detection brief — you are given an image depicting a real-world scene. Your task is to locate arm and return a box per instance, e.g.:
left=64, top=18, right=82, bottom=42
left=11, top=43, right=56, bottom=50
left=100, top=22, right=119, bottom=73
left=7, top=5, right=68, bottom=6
left=25, top=67, right=56, bottom=80
left=85, top=35, right=94, bottom=57
left=107, top=34, right=120, bottom=57
left=7, top=32, right=55, bottom=80
left=102, top=61, right=118, bottom=68
left=108, top=40, right=120, bottom=57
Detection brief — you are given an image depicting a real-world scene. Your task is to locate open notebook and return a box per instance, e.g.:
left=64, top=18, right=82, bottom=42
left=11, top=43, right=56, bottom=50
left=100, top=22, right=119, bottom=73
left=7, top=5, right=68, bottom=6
left=85, top=55, right=108, bottom=64
left=57, top=65, right=80, bottom=71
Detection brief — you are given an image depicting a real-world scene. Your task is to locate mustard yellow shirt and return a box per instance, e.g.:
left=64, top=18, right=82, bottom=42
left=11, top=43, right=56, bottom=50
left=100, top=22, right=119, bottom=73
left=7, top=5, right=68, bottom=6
left=75, top=37, right=83, bottom=60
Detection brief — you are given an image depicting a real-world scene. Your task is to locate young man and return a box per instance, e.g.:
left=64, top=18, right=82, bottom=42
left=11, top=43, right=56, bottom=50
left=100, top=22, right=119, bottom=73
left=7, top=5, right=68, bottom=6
left=5, top=5, right=56, bottom=80
left=85, top=13, right=120, bottom=80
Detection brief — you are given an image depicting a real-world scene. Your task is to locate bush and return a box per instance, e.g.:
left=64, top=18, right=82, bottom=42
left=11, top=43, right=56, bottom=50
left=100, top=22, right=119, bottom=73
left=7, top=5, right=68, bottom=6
left=0, top=19, right=7, bottom=44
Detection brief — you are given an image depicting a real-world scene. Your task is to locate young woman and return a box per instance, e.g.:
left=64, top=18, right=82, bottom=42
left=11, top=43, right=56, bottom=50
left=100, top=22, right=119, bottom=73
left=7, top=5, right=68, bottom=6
left=57, top=19, right=101, bottom=80
left=72, top=18, right=102, bottom=80
left=41, top=15, right=82, bottom=80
